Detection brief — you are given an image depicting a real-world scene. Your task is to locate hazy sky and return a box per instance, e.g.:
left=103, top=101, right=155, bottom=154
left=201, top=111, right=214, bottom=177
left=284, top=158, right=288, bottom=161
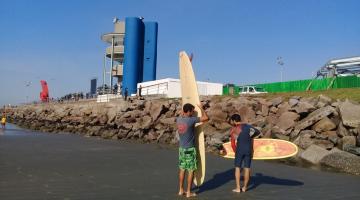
left=1, top=0, right=359, bottom=105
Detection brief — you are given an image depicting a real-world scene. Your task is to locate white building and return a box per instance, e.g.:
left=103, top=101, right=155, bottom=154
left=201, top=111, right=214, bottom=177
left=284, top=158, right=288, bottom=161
left=137, top=78, right=223, bottom=98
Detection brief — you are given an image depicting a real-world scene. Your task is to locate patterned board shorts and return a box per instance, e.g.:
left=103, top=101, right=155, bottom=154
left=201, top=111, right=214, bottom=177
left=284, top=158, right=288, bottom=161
left=179, top=147, right=197, bottom=171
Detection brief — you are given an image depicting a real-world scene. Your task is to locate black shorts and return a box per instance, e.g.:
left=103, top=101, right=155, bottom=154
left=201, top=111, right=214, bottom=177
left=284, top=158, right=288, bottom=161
left=234, top=154, right=252, bottom=168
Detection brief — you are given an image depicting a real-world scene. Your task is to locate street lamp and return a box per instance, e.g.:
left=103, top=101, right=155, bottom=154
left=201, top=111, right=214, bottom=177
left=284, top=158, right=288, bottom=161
left=277, top=56, right=284, bottom=82
left=24, top=81, right=32, bottom=103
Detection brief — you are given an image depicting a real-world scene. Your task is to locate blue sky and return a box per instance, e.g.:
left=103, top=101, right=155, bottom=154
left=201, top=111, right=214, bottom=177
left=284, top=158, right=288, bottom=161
left=0, top=0, right=359, bottom=105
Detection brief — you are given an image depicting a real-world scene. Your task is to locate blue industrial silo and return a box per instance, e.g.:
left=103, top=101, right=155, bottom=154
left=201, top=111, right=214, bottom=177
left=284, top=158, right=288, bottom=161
left=142, top=22, right=158, bottom=82
left=122, top=17, right=145, bottom=96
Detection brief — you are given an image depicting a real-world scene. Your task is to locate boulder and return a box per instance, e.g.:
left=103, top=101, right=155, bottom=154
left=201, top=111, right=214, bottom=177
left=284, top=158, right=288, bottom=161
left=270, top=97, right=283, bottom=107
left=318, top=94, right=332, bottom=105
left=139, top=115, right=153, bottom=129
left=320, top=131, right=338, bottom=144
left=271, top=126, right=286, bottom=136
left=345, top=146, right=360, bottom=156
left=320, top=149, right=360, bottom=175
left=292, top=101, right=316, bottom=114
left=337, top=122, right=351, bottom=137
left=261, top=104, right=269, bottom=116
left=339, top=99, right=360, bottom=128
left=292, top=106, right=336, bottom=138
left=293, top=130, right=316, bottom=149
left=289, top=98, right=299, bottom=107
left=207, top=133, right=224, bottom=146
left=273, top=133, right=290, bottom=141
left=276, top=111, right=299, bottom=131
left=276, top=102, right=291, bottom=117
left=311, top=117, right=336, bottom=132
left=101, top=129, right=117, bottom=139
left=237, top=106, right=255, bottom=123
left=150, top=103, right=168, bottom=121
left=269, top=106, right=278, bottom=114
left=106, top=108, right=118, bottom=124
left=341, top=136, right=357, bottom=151
left=265, top=114, right=277, bottom=125
left=313, top=140, right=334, bottom=150
left=300, top=144, right=332, bottom=165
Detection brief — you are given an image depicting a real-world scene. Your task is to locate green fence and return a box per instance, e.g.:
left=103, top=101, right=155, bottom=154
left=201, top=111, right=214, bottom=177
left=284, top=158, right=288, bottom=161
left=223, top=75, right=360, bottom=95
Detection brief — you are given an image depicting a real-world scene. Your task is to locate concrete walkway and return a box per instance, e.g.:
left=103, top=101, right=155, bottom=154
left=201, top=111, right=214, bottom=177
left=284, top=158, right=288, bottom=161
left=0, top=124, right=359, bottom=200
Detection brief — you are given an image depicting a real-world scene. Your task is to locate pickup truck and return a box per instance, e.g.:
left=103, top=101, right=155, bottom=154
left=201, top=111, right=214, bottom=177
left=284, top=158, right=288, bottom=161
left=239, top=86, right=267, bottom=95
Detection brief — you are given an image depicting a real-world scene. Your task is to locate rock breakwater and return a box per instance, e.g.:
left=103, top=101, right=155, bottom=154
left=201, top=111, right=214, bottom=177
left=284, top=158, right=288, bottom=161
left=4, top=95, right=360, bottom=175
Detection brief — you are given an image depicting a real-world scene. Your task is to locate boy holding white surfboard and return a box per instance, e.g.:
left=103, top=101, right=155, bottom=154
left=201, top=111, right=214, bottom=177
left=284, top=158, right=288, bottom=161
left=176, top=103, right=209, bottom=198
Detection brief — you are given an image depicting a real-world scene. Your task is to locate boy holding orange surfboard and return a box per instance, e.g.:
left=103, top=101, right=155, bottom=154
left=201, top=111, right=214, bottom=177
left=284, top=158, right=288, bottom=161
left=229, top=114, right=260, bottom=193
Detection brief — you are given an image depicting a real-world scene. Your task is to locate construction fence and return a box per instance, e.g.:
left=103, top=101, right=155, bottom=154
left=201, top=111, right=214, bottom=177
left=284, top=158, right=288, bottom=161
left=223, top=75, right=360, bottom=95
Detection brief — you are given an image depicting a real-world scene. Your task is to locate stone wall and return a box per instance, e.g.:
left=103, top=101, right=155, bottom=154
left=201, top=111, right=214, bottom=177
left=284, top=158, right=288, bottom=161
left=4, top=95, right=360, bottom=175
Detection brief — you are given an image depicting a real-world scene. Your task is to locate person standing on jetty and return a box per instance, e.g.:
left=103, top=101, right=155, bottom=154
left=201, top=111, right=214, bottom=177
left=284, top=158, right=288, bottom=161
left=176, top=103, right=209, bottom=198
left=229, top=114, right=260, bottom=193
left=1, top=113, right=6, bottom=129
left=124, top=88, right=128, bottom=101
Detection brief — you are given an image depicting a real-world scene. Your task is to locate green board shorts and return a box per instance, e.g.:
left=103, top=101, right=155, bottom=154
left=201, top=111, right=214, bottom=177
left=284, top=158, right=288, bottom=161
left=179, top=147, right=197, bottom=171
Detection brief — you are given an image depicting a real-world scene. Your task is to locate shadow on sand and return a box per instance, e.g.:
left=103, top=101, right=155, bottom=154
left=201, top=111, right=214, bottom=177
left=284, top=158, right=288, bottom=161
left=196, top=169, right=304, bottom=194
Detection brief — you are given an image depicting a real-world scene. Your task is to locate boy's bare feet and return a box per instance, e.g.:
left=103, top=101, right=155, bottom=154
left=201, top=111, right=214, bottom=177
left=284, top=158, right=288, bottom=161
left=241, top=187, right=247, bottom=192
left=232, top=188, right=241, bottom=193
left=186, top=192, right=196, bottom=198
left=178, top=189, right=185, bottom=196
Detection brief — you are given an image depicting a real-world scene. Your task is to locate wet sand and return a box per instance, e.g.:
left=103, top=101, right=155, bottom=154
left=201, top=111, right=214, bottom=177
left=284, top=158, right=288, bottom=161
left=0, top=124, right=359, bottom=200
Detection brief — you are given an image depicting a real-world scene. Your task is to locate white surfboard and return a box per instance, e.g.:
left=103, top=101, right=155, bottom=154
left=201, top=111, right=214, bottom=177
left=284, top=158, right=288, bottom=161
left=179, top=51, right=205, bottom=186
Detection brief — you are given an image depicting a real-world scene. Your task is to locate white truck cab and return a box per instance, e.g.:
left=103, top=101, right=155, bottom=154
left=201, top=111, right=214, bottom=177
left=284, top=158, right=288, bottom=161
left=239, top=86, right=267, bottom=95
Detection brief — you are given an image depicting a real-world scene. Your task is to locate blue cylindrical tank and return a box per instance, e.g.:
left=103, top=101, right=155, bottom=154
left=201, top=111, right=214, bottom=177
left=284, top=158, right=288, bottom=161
left=123, top=17, right=145, bottom=96
left=142, top=22, right=158, bottom=82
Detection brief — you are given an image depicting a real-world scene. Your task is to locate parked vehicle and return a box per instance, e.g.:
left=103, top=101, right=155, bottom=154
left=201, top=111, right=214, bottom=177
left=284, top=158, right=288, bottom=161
left=239, top=86, right=267, bottom=95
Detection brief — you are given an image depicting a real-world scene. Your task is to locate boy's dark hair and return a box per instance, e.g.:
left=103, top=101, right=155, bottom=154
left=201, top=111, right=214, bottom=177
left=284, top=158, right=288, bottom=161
left=231, top=114, right=241, bottom=122
left=183, top=103, right=195, bottom=113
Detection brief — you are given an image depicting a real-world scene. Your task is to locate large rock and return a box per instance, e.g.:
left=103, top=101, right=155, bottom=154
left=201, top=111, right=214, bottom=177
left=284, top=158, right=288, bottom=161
left=206, top=133, right=225, bottom=146
left=237, top=106, right=255, bottom=123
left=139, top=115, right=153, bottom=129
left=276, top=112, right=299, bottom=131
left=265, top=114, right=277, bottom=125
left=269, top=106, right=278, bottom=114
left=271, top=126, right=286, bottom=136
left=341, top=136, right=357, bottom=151
left=106, top=108, right=118, bottom=124
left=293, top=130, right=316, bottom=149
left=318, top=94, right=332, bottom=106
left=339, top=100, right=360, bottom=128
left=101, top=129, right=117, bottom=139
left=292, top=101, right=316, bottom=114
left=292, top=106, right=336, bottom=138
left=300, top=144, right=332, bottom=165
left=313, top=140, right=334, bottom=150
left=346, top=146, right=360, bottom=156
left=208, top=105, right=230, bottom=130
left=337, top=122, right=351, bottom=137
left=261, top=104, right=269, bottom=116
left=270, top=97, right=283, bottom=107
left=276, top=102, right=291, bottom=117
left=150, top=103, right=168, bottom=121
left=321, top=131, right=339, bottom=144
left=320, top=149, right=360, bottom=175
left=311, top=117, right=336, bottom=132
left=288, top=98, right=299, bottom=107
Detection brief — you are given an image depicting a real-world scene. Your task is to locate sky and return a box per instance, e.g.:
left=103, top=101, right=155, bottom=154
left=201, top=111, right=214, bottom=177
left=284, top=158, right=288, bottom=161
left=0, top=0, right=359, bottom=105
